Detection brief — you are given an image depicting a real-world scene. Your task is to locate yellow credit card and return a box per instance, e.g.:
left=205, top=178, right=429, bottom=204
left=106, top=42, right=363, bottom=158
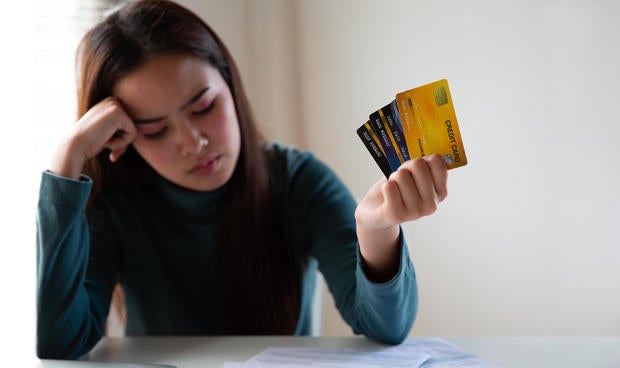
left=396, top=79, right=467, bottom=169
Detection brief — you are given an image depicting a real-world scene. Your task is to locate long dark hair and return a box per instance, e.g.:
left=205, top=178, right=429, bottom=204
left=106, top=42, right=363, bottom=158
left=78, top=0, right=300, bottom=334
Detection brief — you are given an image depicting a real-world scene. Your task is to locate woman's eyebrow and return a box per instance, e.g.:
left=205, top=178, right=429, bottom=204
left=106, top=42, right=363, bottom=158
left=133, top=87, right=210, bottom=125
left=181, top=87, right=210, bottom=110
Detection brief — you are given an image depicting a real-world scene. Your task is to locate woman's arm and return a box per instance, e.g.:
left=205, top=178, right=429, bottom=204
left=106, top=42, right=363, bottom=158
left=285, top=149, right=444, bottom=344
left=37, top=97, right=134, bottom=359
left=355, top=154, right=448, bottom=282
left=36, top=173, right=119, bottom=359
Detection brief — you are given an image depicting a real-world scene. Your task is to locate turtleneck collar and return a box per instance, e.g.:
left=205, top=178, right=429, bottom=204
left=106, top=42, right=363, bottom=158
left=155, top=175, right=229, bottom=217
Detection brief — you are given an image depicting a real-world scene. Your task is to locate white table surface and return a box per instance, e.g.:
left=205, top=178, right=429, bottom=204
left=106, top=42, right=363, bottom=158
left=37, top=336, right=620, bottom=368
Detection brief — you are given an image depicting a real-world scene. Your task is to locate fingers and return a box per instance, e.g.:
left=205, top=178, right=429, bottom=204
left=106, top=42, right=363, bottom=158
left=389, top=160, right=436, bottom=220
left=80, top=97, right=137, bottom=162
left=380, top=179, right=406, bottom=225
left=383, top=154, right=448, bottom=222
left=423, top=154, right=449, bottom=202
left=51, top=97, right=137, bottom=178
left=108, top=146, right=128, bottom=163
left=106, top=99, right=137, bottom=163
left=105, top=127, right=136, bottom=162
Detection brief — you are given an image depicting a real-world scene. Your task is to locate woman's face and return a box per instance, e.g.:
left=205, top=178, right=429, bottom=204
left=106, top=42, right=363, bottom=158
left=114, top=53, right=241, bottom=191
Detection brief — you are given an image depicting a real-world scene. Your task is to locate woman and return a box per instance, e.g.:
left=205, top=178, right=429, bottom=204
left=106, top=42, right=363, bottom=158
left=36, top=0, right=448, bottom=359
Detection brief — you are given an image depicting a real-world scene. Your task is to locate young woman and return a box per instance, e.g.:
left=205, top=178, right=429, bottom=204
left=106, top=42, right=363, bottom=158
left=36, top=0, right=448, bottom=359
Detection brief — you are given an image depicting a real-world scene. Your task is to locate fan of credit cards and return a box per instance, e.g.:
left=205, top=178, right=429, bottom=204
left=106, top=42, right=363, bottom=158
left=357, top=79, right=467, bottom=178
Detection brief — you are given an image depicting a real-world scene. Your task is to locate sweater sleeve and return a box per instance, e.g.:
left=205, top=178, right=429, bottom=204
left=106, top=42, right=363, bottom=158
left=285, top=150, right=418, bottom=344
left=36, top=171, right=119, bottom=359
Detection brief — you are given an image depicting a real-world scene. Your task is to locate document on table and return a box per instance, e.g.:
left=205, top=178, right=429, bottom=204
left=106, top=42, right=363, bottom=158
left=224, top=338, right=495, bottom=368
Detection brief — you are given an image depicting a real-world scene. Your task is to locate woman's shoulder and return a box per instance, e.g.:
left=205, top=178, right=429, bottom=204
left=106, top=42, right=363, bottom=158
left=263, top=142, right=325, bottom=178
left=264, top=142, right=313, bottom=163
left=263, top=142, right=346, bottom=190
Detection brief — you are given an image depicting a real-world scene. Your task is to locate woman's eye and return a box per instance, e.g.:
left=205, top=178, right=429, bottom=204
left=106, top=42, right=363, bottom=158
left=193, top=101, right=215, bottom=116
left=142, top=127, right=168, bottom=139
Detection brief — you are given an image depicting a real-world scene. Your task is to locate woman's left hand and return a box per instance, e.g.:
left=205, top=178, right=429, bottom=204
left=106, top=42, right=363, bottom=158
left=354, top=154, right=448, bottom=281
left=356, top=153, right=448, bottom=229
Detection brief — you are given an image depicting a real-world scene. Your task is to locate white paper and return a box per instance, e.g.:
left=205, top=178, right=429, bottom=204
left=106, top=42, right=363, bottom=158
left=356, top=339, right=496, bottom=367
left=224, top=338, right=495, bottom=368
left=222, top=363, right=247, bottom=368
left=241, top=346, right=429, bottom=367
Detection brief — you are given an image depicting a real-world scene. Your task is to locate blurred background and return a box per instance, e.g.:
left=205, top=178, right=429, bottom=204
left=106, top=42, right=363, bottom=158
left=2, top=0, right=619, bottom=358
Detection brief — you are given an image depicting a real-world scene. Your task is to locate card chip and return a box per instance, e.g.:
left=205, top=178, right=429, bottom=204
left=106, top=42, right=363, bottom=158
left=433, top=86, right=448, bottom=106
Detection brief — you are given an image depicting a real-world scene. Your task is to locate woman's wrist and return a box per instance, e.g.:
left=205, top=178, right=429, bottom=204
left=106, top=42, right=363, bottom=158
left=356, top=222, right=400, bottom=283
left=49, top=136, right=86, bottom=180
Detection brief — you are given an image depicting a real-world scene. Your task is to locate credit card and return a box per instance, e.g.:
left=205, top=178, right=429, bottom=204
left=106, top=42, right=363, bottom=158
left=380, top=100, right=410, bottom=163
left=357, top=79, right=467, bottom=175
left=356, top=121, right=392, bottom=178
left=368, top=110, right=402, bottom=172
left=396, top=79, right=467, bottom=169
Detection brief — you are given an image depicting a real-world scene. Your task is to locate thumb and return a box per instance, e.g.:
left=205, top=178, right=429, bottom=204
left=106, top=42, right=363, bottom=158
left=105, top=135, right=134, bottom=163
left=108, top=146, right=129, bottom=163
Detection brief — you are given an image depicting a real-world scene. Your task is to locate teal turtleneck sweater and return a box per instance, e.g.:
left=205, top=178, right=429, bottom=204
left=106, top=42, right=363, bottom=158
left=36, top=143, right=418, bottom=359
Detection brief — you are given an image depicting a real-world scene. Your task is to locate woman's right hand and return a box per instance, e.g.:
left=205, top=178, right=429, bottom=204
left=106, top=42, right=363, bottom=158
left=50, top=97, right=137, bottom=180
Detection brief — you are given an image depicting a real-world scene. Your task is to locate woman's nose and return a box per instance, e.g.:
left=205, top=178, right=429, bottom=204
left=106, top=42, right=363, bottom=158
left=179, top=120, right=209, bottom=157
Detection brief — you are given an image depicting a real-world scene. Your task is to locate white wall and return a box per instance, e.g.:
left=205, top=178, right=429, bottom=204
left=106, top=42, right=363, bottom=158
left=184, top=0, right=620, bottom=336
left=300, top=0, right=620, bottom=336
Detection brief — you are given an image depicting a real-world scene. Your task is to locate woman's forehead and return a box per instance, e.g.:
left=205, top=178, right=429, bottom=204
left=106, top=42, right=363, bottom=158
left=113, top=54, right=221, bottom=115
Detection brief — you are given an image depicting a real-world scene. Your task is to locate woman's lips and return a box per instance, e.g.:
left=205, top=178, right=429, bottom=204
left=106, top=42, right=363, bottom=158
left=190, top=155, right=221, bottom=176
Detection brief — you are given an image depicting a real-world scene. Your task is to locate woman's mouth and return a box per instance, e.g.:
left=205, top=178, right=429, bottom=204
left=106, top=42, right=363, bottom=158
left=190, top=155, right=221, bottom=176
